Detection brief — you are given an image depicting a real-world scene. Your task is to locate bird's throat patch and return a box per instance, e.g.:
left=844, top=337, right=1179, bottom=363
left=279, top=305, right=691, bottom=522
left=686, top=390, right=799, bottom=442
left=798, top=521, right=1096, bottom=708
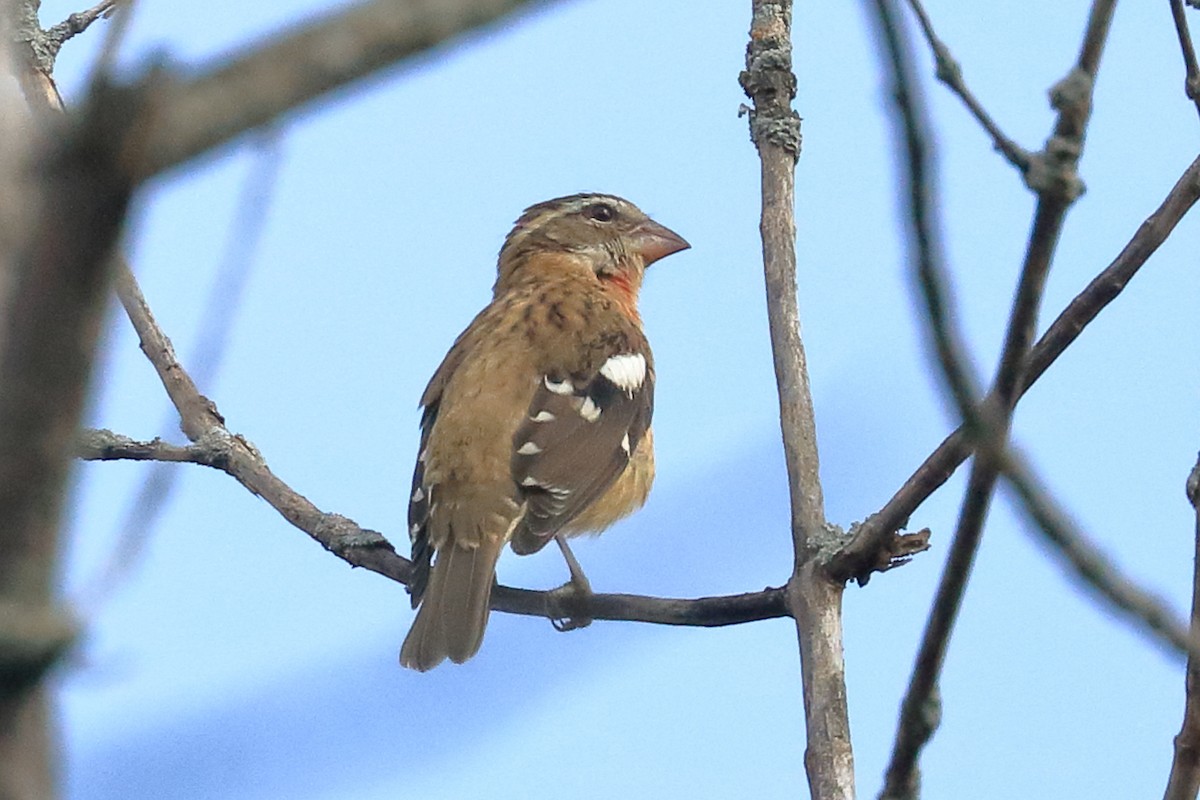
left=602, top=272, right=641, bottom=322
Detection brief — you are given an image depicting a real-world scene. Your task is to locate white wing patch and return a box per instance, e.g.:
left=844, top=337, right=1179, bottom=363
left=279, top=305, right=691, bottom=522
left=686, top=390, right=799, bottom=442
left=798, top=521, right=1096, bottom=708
left=599, top=353, right=646, bottom=394
left=578, top=396, right=601, bottom=422
left=544, top=376, right=574, bottom=395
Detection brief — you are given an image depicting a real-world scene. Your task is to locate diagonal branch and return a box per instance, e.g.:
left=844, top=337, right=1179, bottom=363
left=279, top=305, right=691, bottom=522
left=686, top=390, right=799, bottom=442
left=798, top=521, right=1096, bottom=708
left=1002, top=454, right=1196, bottom=660
left=126, top=0, right=552, bottom=179
left=830, top=151, right=1200, bottom=584
left=902, top=0, right=1031, bottom=173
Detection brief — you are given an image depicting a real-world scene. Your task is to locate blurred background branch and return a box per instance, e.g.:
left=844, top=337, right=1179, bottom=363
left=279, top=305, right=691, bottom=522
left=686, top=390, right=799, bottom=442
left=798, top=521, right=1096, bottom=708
left=1165, top=455, right=1200, bottom=800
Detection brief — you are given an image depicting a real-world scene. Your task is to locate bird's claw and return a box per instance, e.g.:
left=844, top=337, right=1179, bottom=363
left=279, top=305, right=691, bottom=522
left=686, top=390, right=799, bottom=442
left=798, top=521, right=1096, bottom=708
left=548, top=574, right=594, bottom=632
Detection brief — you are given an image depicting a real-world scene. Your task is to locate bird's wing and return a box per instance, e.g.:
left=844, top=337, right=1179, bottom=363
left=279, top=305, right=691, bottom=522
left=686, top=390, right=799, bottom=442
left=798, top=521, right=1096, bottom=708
left=406, top=303, right=498, bottom=607
left=509, top=351, right=653, bottom=555
left=406, top=400, right=438, bottom=607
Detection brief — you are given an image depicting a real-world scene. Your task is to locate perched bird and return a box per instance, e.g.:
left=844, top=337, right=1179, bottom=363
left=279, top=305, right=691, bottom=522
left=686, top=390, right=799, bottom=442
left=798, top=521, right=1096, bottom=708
left=400, top=193, right=688, bottom=671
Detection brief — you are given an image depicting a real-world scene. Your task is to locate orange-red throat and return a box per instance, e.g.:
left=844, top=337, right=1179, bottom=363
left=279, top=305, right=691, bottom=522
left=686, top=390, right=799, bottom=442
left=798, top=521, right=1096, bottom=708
left=601, top=270, right=642, bottom=323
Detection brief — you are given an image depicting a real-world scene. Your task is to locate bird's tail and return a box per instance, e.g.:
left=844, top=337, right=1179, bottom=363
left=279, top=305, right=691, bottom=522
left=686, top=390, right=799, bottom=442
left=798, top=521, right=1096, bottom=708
left=400, top=536, right=504, bottom=671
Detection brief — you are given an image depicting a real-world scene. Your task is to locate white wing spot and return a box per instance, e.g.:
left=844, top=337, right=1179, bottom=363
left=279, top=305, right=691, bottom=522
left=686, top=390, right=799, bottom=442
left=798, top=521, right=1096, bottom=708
left=544, top=375, right=574, bottom=395
left=600, top=353, right=646, bottom=394
left=531, top=410, right=556, bottom=422
left=517, top=441, right=542, bottom=455
left=409, top=522, right=421, bottom=537
left=411, top=487, right=425, bottom=503
left=578, top=396, right=601, bottom=422
left=418, top=448, right=428, bottom=463
left=621, top=433, right=631, bottom=454
left=521, top=476, right=569, bottom=498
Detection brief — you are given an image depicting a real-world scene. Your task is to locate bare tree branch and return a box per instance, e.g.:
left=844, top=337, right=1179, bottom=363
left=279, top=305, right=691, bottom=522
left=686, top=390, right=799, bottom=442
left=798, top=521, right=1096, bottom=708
left=902, top=0, right=1031, bottom=173
left=129, top=0, right=551, bottom=179
left=86, top=133, right=282, bottom=608
left=872, top=0, right=983, bottom=427
left=1165, top=454, right=1200, bottom=800
left=740, top=3, right=853, bottom=798
left=42, top=0, right=121, bottom=58
left=1002, top=454, right=1196, bottom=659
left=0, top=10, right=145, bottom=795
left=877, top=2, right=1117, bottom=796
left=77, top=429, right=221, bottom=464
left=1171, top=0, right=1200, bottom=121
left=861, top=2, right=976, bottom=794
left=830, top=151, right=1200, bottom=584
left=107, top=264, right=794, bottom=627
left=78, top=424, right=793, bottom=627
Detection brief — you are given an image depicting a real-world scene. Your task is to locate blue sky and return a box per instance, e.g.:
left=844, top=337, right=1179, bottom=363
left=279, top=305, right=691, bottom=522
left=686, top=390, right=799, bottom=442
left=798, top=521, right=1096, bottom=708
left=41, top=1, right=1200, bottom=797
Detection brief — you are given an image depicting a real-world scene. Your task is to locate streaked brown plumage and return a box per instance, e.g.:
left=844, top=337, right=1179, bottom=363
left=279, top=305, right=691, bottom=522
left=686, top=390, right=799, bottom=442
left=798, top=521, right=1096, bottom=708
left=400, top=193, right=688, bottom=671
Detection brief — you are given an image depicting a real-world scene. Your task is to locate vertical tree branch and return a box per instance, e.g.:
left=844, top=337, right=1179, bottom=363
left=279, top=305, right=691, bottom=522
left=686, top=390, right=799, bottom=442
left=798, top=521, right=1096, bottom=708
left=740, top=3, right=852, bottom=798
left=1165, top=454, right=1200, bottom=800
left=0, top=5, right=141, bottom=797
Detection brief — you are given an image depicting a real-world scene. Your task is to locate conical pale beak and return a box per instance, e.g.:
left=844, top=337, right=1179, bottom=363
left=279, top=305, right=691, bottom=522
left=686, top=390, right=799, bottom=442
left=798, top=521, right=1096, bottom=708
left=631, top=219, right=690, bottom=266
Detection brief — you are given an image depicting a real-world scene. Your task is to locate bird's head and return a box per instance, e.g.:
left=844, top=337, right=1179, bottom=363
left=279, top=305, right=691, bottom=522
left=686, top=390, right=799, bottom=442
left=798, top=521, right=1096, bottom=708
left=494, top=193, right=689, bottom=296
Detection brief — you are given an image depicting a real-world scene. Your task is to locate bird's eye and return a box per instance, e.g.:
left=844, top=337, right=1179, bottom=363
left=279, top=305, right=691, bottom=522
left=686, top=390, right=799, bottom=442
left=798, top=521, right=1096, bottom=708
left=584, top=203, right=617, bottom=223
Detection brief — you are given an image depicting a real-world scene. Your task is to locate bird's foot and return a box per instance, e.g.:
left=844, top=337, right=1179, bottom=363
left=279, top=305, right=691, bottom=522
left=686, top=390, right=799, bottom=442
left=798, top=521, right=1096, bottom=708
left=549, top=537, right=594, bottom=631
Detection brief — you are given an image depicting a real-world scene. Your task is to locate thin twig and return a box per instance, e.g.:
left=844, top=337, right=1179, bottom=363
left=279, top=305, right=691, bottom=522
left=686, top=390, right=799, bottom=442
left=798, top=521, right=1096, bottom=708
left=76, top=429, right=221, bottom=465
left=902, top=0, right=1032, bottom=173
left=1165, top=454, right=1200, bottom=799
left=86, top=0, right=134, bottom=81
left=832, top=152, right=1200, bottom=582
left=43, top=0, right=120, bottom=56
left=740, top=3, right=852, bottom=799
left=1170, top=0, right=1200, bottom=121
left=86, top=133, right=282, bottom=608
left=879, top=2, right=1117, bottom=796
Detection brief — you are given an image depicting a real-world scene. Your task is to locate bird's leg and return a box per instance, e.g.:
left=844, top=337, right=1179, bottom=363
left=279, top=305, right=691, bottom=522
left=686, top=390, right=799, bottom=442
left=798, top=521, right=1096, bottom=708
left=549, top=535, right=594, bottom=632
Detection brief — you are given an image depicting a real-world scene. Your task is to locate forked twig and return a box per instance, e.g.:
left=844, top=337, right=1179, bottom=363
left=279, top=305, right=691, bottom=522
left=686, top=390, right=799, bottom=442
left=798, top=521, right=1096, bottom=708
left=903, top=0, right=1032, bottom=173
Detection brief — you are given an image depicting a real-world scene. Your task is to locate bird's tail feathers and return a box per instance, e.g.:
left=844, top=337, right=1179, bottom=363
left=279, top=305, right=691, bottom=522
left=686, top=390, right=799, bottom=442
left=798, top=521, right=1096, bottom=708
left=399, top=536, right=504, bottom=671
